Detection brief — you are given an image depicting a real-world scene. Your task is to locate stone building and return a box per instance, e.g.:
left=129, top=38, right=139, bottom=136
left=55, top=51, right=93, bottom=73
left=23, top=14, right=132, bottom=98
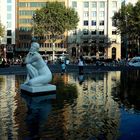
left=0, top=0, right=16, bottom=59
left=67, top=0, right=121, bottom=60
left=15, top=0, right=68, bottom=61
left=0, top=0, right=122, bottom=61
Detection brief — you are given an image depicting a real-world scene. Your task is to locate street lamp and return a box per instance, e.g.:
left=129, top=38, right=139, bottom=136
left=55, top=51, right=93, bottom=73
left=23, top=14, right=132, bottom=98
left=76, top=35, right=81, bottom=57
left=32, top=13, right=36, bottom=39
left=125, top=14, right=128, bottom=60
left=52, top=42, right=55, bottom=63
left=124, top=0, right=128, bottom=60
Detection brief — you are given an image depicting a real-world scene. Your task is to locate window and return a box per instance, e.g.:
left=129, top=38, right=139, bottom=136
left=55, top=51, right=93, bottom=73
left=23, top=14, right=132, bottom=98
left=100, top=2, right=105, bottom=8
left=112, top=47, right=116, bottom=59
left=83, top=20, right=88, bottom=26
left=19, top=27, right=32, bottom=32
left=112, top=30, right=117, bottom=35
left=7, top=13, right=12, bottom=19
left=7, top=30, right=12, bottom=36
left=99, top=11, right=105, bottom=17
left=19, top=10, right=34, bottom=16
left=91, top=2, right=97, bottom=8
left=99, top=30, right=104, bottom=35
left=73, top=30, right=77, bottom=35
left=99, top=39, right=104, bottom=43
left=83, top=40, right=88, bottom=43
left=83, top=30, right=89, bottom=35
left=91, top=40, right=96, bottom=43
left=7, top=0, right=12, bottom=3
left=91, top=11, right=97, bottom=17
left=112, top=10, right=117, bottom=17
left=7, top=5, right=12, bottom=11
left=112, top=39, right=117, bottom=43
left=19, top=19, right=32, bottom=24
left=91, top=30, right=97, bottom=35
left=112, top=20, right=117, bottom=27
left=112, top=1, right=117, bottom=8
left=99, top=20, right=104, bottom=26
left=91, top=20, right=96, bottom=26
left=7, top=22, right=12, bottom=28
left=72, top=1, right=77, bottom=8
left=83, top=2, right=89, bottom=8
left=7, top=38, right=12, bottom=44
left=18, top=2, right=46, bottom=7
left=83, top=11, right=89, bottom=17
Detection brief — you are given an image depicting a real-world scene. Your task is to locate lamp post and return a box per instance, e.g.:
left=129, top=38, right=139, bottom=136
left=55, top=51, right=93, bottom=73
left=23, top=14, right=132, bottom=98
left=124, top=0, right=128, bottom=60
left=76, top=35, right=81, bottom=57
left=52, top=42, right=55, bottom=63
left=125, top=14, right=128, bottom=60
left=32, top=13, right=36, bottom=39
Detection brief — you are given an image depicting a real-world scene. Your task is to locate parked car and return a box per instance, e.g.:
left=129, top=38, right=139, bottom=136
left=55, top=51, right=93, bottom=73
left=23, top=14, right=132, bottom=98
left=128, top=56, right=140, bottom=67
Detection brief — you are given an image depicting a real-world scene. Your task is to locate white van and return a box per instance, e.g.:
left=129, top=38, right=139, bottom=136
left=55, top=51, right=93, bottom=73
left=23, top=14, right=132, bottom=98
left=128, top=57, right=140, bottom=67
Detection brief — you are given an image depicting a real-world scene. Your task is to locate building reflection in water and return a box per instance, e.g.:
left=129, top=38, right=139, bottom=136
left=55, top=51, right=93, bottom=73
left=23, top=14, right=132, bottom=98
left=0, top=71, right=140, bottom=139
left=0, top=75, right=18, bottom=139
left=51, top=72, right=121, bottom=140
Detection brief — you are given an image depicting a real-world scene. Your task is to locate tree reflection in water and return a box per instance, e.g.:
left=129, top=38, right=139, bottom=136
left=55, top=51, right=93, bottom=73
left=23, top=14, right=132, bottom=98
left=112, top=70, right=140, bottom=112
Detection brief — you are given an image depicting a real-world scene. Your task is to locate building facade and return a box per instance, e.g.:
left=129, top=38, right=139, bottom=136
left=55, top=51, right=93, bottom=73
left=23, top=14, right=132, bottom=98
left=0, top=0, right=16, bottom=59
left=16, top=0, right=67, bottom=60
left=1, top=0, right=122, bottom=61
left=67, top=0, right=121, bottom=60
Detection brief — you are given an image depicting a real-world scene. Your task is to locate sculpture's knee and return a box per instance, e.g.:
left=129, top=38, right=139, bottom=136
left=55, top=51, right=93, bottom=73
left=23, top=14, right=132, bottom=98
left=27, top=80, right=33, bottom=86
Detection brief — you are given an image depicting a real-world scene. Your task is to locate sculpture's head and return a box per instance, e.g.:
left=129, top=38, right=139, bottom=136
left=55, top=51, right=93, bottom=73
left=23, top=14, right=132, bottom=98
left=30, top=42, right=40, bottom=52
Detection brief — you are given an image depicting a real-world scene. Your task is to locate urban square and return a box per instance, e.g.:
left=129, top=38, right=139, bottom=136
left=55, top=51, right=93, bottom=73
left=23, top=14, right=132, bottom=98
left=0, top=0, right=140, bottom=139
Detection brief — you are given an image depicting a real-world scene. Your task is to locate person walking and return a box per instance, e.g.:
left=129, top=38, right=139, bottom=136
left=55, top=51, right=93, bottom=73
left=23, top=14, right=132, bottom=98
left=78, top=55, right=84, bottom=74
left=61, top=61, right=66, bottom=75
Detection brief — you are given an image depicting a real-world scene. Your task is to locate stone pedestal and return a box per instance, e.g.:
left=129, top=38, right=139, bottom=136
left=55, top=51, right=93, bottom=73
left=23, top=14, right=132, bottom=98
left=20, top=84, right=56, bottom=96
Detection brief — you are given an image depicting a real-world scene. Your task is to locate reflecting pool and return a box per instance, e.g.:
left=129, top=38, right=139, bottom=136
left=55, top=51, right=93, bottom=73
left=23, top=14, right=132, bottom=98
left=0, top=71, right=140, bottom=140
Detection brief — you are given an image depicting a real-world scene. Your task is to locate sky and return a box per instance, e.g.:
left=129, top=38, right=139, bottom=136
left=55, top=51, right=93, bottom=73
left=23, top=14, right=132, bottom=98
left=125, top=0, right=138, bottom=5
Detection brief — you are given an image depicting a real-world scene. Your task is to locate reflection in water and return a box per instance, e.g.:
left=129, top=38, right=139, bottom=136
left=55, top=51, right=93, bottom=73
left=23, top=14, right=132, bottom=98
left=21, top=94, right=56, bottom=139
left=78, top=74, right=85, bottom=85
left=49, top=72, right=121, bottom=140
left=0, top=71, right=140, bottom=139
left=116, top=70, right=140, bottom=111
left=0, top=75, right=18, bottom=139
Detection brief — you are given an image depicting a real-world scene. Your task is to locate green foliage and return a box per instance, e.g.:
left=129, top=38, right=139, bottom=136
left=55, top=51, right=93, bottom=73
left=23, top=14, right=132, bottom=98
left=0, top=22, right=5, bottom=38
left=112, top=1, right=140, bottom=40
left=33, top=1, right=79, bottom=37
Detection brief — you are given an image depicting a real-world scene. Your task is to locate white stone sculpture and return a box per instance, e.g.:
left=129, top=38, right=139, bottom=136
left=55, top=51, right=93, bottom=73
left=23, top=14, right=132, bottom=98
left=21, top=41, right=56, bottom=93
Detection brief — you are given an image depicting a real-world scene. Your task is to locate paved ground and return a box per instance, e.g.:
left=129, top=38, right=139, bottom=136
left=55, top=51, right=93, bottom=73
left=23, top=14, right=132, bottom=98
left=0, top=64, right=140, bottom=75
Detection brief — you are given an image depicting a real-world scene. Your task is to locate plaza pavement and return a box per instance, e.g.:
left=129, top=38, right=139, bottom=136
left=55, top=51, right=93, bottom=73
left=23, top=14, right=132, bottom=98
left=0, top=64, right=140, bottom=75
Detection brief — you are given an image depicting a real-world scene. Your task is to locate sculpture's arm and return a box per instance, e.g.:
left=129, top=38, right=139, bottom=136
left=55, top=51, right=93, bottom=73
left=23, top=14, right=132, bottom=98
left=25, top=53, right=30, bottom=64
left=25, top=52, right=40, bottom=64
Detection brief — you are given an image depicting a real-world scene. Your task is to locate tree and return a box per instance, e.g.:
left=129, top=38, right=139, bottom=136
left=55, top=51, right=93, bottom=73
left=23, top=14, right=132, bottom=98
left=0, top=22, right=5, bottom=38
left=33, top=1, right=79, bottom=38
left=32, top=1, right=79, bottom=61
left=112, top=0, right=140, bottom=57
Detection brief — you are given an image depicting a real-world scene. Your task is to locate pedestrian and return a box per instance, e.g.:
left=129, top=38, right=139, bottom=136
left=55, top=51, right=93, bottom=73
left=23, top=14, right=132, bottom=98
left=45, top=57, right=48, bottom=64
left=61, top=61, right=66, bottom=75
left=78, top=55, right=84, bottom=74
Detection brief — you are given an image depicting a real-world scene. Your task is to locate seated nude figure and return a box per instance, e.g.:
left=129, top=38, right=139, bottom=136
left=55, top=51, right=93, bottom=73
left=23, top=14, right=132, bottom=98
left=24, top=42, right=52, bottom=86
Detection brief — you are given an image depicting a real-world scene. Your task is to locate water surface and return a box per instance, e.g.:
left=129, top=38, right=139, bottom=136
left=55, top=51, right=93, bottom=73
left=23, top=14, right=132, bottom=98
left=0, top=71, right=140, bottom=140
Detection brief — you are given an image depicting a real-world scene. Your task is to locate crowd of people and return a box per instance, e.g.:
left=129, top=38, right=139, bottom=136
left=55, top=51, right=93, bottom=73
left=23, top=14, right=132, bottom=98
left=0, top=57, right=25, bottom=67
left=0, top=54, right=130, bottom=68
